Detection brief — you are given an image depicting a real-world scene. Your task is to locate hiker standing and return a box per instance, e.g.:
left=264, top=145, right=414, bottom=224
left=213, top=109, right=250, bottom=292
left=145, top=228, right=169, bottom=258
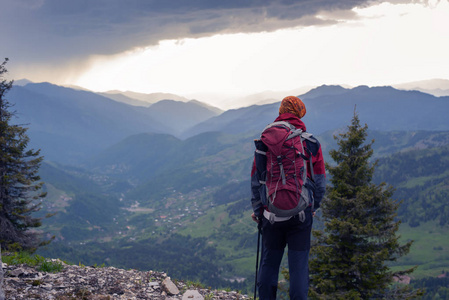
left=251, top=96, right=326, bottom=300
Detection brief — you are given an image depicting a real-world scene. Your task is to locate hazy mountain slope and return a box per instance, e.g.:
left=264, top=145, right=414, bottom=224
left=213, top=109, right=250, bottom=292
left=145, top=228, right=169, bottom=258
left=216, top=86, right=315, bottom=108
left=113, top=91, right=190, bottom=104
left=181, top=103, right=279, bottom=138
left=7, top=83, right=221, bottom=163
left=88, top=133, right=183, bottom=182
left=89, top=131, right=253, bottom=193
left=188, top=99, right=223, bottom=114
left=183, top=85, right=449, bottom=138
left=8, top=83, right=169, bottom=163
left=394, top=78, right=449, bottom=90
left=100, top=92, right=151, bottom=107
left=13, top=79, right=33, bottom=86
left=394, top=79, right=449, bottom=97
left=144, top=100, right=223, bottom=136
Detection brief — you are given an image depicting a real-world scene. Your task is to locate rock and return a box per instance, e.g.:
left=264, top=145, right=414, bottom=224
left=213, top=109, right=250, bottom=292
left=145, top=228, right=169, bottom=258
left=2, top=259, right=249, bottom=299
left=182, top=290, right=204, bottom=299
left=162, top=277, right=180, bottom=295
left=7, top=268, right=25, bottom=277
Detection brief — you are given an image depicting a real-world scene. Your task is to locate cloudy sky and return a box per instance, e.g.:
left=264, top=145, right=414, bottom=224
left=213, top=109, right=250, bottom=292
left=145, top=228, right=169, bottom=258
left=2, top=0, right=449, bottom=107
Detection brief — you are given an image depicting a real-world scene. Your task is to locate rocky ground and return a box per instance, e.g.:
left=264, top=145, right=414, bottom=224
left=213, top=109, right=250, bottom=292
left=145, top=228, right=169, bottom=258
left=1, top=260, right=249, bottom=300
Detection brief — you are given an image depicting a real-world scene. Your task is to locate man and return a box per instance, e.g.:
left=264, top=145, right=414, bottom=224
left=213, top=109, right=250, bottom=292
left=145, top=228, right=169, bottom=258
left=251, top=96, right=326, bottom=300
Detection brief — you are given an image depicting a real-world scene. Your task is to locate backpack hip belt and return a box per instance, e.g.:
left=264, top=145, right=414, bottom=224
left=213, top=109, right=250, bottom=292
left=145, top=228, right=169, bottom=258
left=263, top=209, right=306, bottom=224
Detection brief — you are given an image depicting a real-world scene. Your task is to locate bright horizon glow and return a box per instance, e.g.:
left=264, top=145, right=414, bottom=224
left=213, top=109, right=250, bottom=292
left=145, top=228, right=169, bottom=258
left=62, top=1, right=449, bottom=105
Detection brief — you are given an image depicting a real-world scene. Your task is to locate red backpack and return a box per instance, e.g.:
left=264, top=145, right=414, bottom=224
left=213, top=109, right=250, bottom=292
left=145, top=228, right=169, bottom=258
left=255, top=121, right=316, bottom=221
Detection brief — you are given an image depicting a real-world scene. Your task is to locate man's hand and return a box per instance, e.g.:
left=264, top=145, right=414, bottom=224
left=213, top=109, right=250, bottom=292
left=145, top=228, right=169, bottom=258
left=251, top=212, right=260, bottom=223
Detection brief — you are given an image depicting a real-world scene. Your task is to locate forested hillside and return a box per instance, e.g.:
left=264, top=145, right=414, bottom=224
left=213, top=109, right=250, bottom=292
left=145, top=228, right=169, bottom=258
left=35, top=128, right=449, bottom=293
left=374, top=145, right=449, bottom=226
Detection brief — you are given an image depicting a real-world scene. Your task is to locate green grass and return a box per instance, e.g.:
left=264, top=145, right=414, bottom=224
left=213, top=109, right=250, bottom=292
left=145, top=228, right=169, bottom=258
left=2, top=251, right=45, bottom=266
left=394, top=221, right=449, bottom=278
left=1, top=251, right=64, bottom=273
left=399, top=169, right=449, bottom=189
left=179, top=205, right=229, bottom=238
left=39, top=259, right=64, bottom=273
left=228, top=254, right=257, bottom=275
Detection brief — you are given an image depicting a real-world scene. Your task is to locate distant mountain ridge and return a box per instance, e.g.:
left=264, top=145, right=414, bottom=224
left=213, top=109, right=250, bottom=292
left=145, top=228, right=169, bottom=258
left=12, top=78, right=33, bottom=86
left=9, top=83, right=166, bottom=163
left=211, top=86, right=315, bottom=108
left=99, top=92, right=152, bottom=107
left=394, top=78, right=449, bottom=97
left=102, top=90, right=190, bottom=106
left=300, top=84, right=348, bottom=99
left=8, top=81, right=449, bottom=163
left=183, top=85, right=449, bottom=138
left=8, top=82, right=221, bottom=163
left=144, top=100, right=223, bottom=136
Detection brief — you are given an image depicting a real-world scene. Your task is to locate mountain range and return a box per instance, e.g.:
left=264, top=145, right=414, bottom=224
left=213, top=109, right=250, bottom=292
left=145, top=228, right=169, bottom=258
left=8, top=81, right=449, bottom=163
left=184, top=85, right=449, bottom=138
left=6, top=80, right=449, bottom=292
left=393, top=78, right=449, bottom=97
left=99, top=90, right=191, bottom=107
left=8, top=82, right=222, bottom=163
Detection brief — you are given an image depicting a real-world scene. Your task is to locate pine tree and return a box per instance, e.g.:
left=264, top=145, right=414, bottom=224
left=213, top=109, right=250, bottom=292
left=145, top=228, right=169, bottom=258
left=309, top=109, right=420, bottom=299
left=0, top=59, right=47, bottom=251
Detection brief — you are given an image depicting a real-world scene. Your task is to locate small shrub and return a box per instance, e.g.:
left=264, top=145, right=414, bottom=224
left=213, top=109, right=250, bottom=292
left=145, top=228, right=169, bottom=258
left=1, top=252, right=44, bottom=266
left=2, top=251, right=64, bottom=273
left=204, top=293, right=215, bottom=300
left=32, top=279, right=42, bottom=286
left=74, top=287, right=92, bottom=299
left=186, top=280, right=206, bottom=289
left=39, top=260, right=64, bottom=273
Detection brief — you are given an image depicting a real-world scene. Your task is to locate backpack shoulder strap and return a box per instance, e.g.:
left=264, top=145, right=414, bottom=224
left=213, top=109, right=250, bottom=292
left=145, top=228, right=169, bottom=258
left=262, top=121, right=296, bottom=133
left=301, top=132, right=316, bottom=143
left=263, top=121, right=316, bottom=143
left=286, top=128, right=303, bottom=141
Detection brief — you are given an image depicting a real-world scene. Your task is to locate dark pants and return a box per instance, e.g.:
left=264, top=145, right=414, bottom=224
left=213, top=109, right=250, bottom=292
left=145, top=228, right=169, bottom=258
left=257, top=209, right=312, bottom=300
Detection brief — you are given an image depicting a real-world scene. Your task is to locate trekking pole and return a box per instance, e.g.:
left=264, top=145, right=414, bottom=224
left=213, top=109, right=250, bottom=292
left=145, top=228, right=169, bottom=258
left=254, top=221, right=261, bottom=300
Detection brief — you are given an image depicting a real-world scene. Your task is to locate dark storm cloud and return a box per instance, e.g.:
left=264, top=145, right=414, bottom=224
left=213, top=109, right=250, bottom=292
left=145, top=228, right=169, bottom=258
left=0, top=0, right=397, bottom=64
